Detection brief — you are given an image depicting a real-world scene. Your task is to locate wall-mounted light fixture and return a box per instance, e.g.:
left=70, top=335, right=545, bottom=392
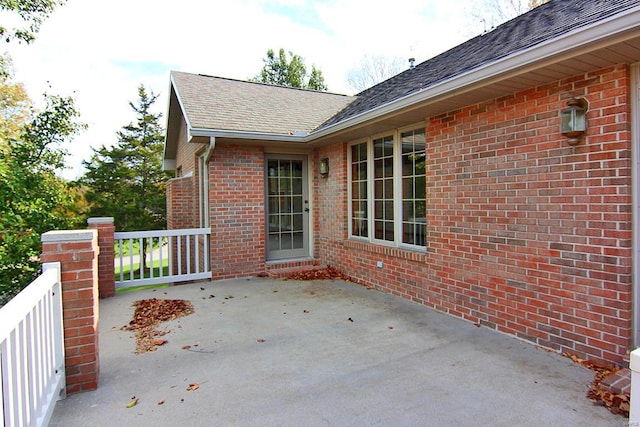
left=560, top=97, right=589, bottom=146
left=319, top=158, right=329, bottom=177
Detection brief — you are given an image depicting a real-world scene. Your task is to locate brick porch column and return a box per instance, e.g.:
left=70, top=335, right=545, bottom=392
left=41, top=230, right=100, bottom=394
left=87, top=217, right=115, bottom=298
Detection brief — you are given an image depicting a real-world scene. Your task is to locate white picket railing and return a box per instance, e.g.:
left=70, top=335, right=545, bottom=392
left=1, top=262, right=66, bottom=427
left=630, top=348, right=640, bottom=423
left=114, top=228, right=211, bottom=289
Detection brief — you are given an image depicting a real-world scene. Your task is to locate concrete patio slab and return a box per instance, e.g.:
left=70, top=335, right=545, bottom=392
left=49, top=278, right=621, bottom=426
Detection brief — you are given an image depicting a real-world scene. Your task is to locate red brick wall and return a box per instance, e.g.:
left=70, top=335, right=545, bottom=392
left=319, top=64, right=633, bottom=365
left=209, top=143, right=266, bottom=278
left=314, top=144, right=348, bottom=263
left=167, top=176, right=195, bottom=230
left=175, top=118, right=206, bottom=177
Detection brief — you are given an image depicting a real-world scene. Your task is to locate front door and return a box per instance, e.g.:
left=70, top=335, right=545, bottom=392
left=265, top=155, right=310, bottom=260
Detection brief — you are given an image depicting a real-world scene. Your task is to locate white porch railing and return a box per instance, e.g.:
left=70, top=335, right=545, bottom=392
left=114, top=228, right=211, bottom=289
left=1, top=262, right=66, bottom=427
left=630, top=348, right=640, bottom=423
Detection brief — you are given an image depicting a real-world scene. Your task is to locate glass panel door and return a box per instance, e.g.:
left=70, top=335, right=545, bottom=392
left=265, top=155, right=309, bottom=260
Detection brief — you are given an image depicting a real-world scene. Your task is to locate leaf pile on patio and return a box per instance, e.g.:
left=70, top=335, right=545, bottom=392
left=284, top=267, right=351, bottom=281
left=564, top=353, right=629, bottom=417
left=122, top=298, right=194, bottom=354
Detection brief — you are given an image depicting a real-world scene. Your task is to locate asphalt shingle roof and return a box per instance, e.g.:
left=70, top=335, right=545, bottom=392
left=316, top=0, right=639, bottom=131
left=171, top=71, right=354, bottom=136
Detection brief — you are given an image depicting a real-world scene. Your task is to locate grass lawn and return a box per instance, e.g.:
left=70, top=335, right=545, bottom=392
left=115, top=258, right=170, bottom=293
left=116, top=283, right=169, bottom=293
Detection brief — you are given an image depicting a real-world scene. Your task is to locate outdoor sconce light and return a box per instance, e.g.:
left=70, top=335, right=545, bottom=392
left=319, top=158, right=329, bottom=177
left=560, top=97, right=589, bottom=146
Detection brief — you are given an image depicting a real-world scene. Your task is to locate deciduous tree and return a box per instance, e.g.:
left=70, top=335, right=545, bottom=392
left=0, top=67, right=84, bottom=305
left=346, top=54, right=406, bottom=93
left=465, top=0, right=550, bottom=36
left=0, top=55, right=30, bottom=143
left=0, top=0, right=65, bottom=43
left=0, top=0, right=82, bottom=306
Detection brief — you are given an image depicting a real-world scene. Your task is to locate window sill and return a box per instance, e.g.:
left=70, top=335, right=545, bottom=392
left=342, top=239, right=427, bottom=263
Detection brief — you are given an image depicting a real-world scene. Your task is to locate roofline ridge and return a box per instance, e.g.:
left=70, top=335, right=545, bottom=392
left=171, top=70, right=352, bottom=98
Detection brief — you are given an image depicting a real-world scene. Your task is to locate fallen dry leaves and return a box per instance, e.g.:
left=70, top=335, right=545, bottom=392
left=122, top=298, right=194, bottom=354
left=285, top=267, right=351, bottom=281
left=564, top=353, right=629, bottom=417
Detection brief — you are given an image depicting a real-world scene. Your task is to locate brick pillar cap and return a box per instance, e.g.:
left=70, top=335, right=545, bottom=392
left=630, top=348, right=640, bottom=371
left=42, top=229, right=97, bottom=243
left=87, top=217, right=114, bottom=225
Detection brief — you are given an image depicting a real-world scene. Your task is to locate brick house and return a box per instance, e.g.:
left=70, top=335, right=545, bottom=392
left=163, top=0, right=640, bottom=365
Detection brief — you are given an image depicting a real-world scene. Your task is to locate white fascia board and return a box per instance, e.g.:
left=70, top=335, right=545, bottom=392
left=164, top=73, right=196, bottom=165
left=170, top=73, right=194, bottom=133
left=168, top=72, right=196, bottom=143
left=308, top=5, right=640, bottom=141
left=189, top=128, right=307, bottom=143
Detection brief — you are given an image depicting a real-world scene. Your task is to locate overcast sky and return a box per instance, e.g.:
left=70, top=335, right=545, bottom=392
left=6, top=0, right=481, bottom=179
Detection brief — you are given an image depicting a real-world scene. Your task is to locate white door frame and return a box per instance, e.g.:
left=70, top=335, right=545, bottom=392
left=264, top=154, right=311, bottom=261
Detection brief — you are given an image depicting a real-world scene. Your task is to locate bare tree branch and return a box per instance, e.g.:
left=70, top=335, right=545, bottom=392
left=346, top=54, right=407, bottom=93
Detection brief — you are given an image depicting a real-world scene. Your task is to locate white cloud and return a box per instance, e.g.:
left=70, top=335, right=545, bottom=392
left=5, top=0, right=473, bottom=179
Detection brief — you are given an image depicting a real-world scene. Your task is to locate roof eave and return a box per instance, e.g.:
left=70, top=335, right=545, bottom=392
left=308, top=4, right=640, bottom=141
left=163, top=72, right=195, bottom=168
left=190, top=128, right=308, bottom=143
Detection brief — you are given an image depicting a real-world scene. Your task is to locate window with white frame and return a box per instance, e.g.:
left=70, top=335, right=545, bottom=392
left=373, top=135, right=395, bottom=242
left=400, top=128, right=426, bottom=246
left=348, top=126, right=426, bottom=248
left=351, top=142, right=368, bottom=238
